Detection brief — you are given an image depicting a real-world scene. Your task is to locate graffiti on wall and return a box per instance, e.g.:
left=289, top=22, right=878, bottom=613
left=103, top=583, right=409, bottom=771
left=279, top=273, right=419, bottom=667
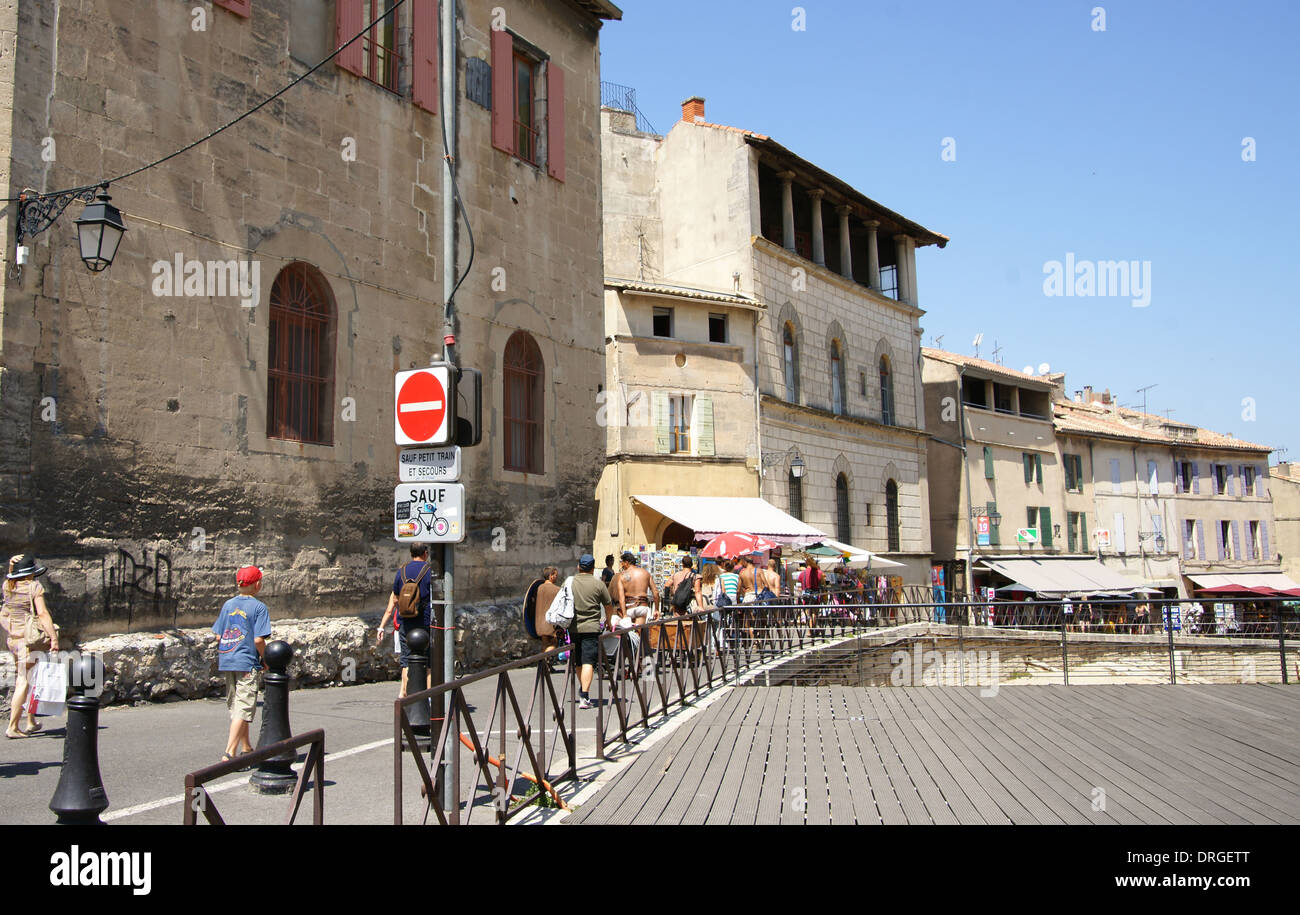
left=101, top=547, right=178, bottom=630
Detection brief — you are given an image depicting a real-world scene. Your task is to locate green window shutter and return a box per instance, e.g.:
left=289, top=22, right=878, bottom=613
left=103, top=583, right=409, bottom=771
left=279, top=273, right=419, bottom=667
left=984, top=446, right=994, bottom=479
left=1076, top=455, right=1084, bottom=489
left=653, top=392, right=670, bottom=454
left=1081, top=513, right=1088, bottom=551
left=987, top=500, right=1000, bottom=546
left=1035, top=453, right=1043, bottom=484
left=1040, top=507, right=1053, bottom=547
left=1023, top=453, right=1033, bottom=483
left=1067, top=513, right=1077, bottom=552
left=696, top=395, right=714, bottom=456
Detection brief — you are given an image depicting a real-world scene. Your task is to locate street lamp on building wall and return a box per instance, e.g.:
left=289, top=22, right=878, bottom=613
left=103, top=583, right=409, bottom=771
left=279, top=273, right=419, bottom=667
left=761, top=445, right=805, bottom=478
left=15, top=184, right=127, bottom=273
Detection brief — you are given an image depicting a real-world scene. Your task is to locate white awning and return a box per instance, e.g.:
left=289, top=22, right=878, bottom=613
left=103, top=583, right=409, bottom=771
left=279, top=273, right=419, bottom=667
left=631, top=495, right=827, bottom=545
left=978, top=557, right=1152, bottom=596
left=1187, top=571, right=1300, bottom=591
left=812, top=538, right=905, bottom=569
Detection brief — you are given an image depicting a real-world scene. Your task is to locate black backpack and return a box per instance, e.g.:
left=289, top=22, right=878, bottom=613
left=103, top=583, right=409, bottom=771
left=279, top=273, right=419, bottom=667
left=671, top=572, right=696, bottom=612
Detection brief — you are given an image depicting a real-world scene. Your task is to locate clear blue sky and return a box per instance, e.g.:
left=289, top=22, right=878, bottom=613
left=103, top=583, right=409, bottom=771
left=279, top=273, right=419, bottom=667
left=599, top=0, right=1299, bottom=461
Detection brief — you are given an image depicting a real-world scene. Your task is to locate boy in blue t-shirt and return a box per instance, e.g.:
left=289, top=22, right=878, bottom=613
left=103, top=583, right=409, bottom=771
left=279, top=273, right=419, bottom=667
left=211, top=566, right=272, bottom=762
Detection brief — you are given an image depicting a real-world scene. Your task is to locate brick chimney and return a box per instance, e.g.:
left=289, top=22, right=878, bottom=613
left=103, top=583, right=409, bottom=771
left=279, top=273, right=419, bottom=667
left=681, top=96, right=705, bottom=123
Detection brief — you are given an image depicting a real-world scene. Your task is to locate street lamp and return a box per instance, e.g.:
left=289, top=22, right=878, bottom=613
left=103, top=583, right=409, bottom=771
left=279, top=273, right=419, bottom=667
left=73, top=190, right=127, bottom=273
left=15, top=183, right=127, bottom=274
left=761, top=445, right=804, bottom=477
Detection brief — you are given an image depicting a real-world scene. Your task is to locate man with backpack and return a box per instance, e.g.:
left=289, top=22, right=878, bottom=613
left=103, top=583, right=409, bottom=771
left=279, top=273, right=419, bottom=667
left=376, top=543, right=434, bottom=697
left=666, top=556, right=697, bottom=615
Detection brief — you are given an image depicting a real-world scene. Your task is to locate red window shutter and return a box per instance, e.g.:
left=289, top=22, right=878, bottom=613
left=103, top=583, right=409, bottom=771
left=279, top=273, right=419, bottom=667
left=336, top=0, right=365, bottom=76
left=215, top=0, right=251, bottom=17
left=411, top=0, right=438, bottom=113
left=546, top=63, right=565, bottom=181
left=490, top=28, right=514, bottom=153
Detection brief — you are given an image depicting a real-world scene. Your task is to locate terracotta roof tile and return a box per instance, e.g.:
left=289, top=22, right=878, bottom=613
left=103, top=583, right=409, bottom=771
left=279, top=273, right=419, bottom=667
left=921, top=348, right=1055, bottom=387
left=1053, top=400, right=1270, bottom=453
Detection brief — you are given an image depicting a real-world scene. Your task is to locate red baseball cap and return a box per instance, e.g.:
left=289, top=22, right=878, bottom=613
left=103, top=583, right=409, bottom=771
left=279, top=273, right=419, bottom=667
left=236, top=566, right=263, bottom=586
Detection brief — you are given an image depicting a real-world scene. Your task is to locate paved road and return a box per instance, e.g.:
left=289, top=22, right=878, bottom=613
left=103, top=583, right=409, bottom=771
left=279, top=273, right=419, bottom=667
left=0, top=661, right=735, bottom=825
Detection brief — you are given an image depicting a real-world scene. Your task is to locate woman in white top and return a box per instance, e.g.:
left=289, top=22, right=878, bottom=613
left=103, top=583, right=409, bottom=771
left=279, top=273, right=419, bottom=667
left=2, top=555, right=60, bottom=738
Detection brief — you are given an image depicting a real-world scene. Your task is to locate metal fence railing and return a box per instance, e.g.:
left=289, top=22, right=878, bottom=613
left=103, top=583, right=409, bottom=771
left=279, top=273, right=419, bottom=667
left=600, top=81, right=660, bottom=134
left=392, top=595, right=1296, bottom=823
left=182, top=729, right=325, bottom=825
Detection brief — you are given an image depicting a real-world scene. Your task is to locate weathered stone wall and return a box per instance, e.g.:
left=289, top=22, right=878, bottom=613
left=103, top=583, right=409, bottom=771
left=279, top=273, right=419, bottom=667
left=0, top=599, right=533, bottom=706
left=0, top=0, right=610, bottom=636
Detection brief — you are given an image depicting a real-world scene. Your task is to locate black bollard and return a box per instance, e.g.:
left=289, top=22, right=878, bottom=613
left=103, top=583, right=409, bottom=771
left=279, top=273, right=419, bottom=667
left=50, top=653, right=109, bottom=825
left=404, top=627, right=432, bottom=750
left=250, top=640, right=296, bottom=794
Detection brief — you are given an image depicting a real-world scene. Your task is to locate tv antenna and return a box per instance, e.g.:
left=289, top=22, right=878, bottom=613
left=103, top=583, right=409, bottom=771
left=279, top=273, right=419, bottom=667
left=972, top=333, right=983, bottom=359
left=933, top=334, right=944, bottom=349
left=990, top=340, right=1004, bottom=365
left=1135, top=383, right=1157, bottom=425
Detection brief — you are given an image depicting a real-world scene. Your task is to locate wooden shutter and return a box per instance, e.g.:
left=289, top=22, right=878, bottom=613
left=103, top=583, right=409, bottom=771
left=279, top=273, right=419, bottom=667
left=1147, top=460, right=1158, bottom=495
left=546, top=62, right=565, bottom=181
left=1196, top=520, right=1206, bottom=560
left=1023, top=453, right=1033, bottom=484
left=983, top=446, right=993, bottom=479
left=1067, top=514, right=1077, bottom=552
left=1184, top=521, right=1194, bottom=560
left=652, top=392, right=669, bottom=454
left=696, top=396, right=714, bottom=456
left=1034, top=453, right=1042, bottom=484
left=411, top=0, right=438, bottom=113
left=490, top=28, right=514, bottom=153
left=1063, top=456, right=1073, bottom=491
left=1215, top=521, right=1225, bottom=560
left=1257, top=466, right=1268, bottom=499
left=215, top=0, right=252, bottom=16
left=1080, top=513, right=1088, bottom=551
left=1225, top=464, right=1235, bottom=497
left=1261, top=521, right=1270, bottom=559
left=336, top=0, right=365, bottom=75
left=1174, top=460, right=1182, bottom=494
left=1191, top=461, right=1200, bottom=494
left=1040, top=507, right=1052, bottom=547
left=1110, top=458, right=1121, bottom=489
left=1230, top=520, right=1241, bottom=560
left=1244, top=523, right=1255, bottom=560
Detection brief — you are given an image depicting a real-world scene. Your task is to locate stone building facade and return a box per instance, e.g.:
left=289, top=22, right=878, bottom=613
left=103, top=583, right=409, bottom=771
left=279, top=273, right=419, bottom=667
left=1269, top=463, right=1300, bottom=586
left=0, top=0, right=619, bottom=635
left=596, top=97, right=944, bottom=581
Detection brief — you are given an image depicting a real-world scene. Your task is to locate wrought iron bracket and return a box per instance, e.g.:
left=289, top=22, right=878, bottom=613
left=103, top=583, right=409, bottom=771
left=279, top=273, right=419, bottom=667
left=16, top=184, right=105, bottom=246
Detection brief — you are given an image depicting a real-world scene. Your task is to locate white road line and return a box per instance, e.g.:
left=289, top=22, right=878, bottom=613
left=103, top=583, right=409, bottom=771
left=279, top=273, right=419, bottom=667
left=102, top=737, right=393, bottom=822
left=100, top=730, right=600, bottom=822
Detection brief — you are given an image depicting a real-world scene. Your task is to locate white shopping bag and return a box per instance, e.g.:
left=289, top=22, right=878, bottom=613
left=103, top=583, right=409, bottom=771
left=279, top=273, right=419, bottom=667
left=26, top=658, right=68, bottom=717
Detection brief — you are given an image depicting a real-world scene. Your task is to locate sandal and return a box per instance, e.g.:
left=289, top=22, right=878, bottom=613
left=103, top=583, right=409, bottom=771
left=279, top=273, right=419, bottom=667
left=6, top=728, right=29, bottom=739
left=222, top=752, right=253, bottom=772
left=24, top=720, right=41, bottom=734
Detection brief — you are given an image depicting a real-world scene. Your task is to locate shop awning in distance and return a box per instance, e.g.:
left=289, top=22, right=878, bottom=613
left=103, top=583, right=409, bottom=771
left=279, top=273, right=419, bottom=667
left=631, top=495, right=827, bottom=545
left=977, top=556, right=1153, bottom=596
left=1187, top=571, right=1300, bottom=594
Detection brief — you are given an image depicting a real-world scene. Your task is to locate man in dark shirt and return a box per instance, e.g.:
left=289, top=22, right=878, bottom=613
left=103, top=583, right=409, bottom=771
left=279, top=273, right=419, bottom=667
left=601, top=554, right=616, bottom=587
left=570, top=553, right=614, bottom=709
left=377, top=543, right=434, bottom=697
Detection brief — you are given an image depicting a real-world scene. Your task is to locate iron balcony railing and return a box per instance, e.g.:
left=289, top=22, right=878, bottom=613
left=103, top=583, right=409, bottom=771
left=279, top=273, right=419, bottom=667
left=600, top=81, right=660, bottom=135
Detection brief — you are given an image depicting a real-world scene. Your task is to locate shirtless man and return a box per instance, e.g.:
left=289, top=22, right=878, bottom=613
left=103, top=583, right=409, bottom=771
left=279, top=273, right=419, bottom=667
left=736, top=555, right=758, bottom=604
left=615, top=551, right=658, bottom=622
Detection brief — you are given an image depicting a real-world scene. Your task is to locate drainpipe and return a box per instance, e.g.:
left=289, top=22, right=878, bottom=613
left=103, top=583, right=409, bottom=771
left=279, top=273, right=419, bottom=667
left=753, top=309, right=764, bottom=497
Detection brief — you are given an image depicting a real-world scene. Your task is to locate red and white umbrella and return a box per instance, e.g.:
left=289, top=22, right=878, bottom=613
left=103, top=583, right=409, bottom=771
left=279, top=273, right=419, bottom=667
left=700, top=531, right=779, bottom=559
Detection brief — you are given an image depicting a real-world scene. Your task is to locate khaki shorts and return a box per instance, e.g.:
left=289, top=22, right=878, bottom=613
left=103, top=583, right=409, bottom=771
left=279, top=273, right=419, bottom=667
left=224, top=670, right=261, bottom=722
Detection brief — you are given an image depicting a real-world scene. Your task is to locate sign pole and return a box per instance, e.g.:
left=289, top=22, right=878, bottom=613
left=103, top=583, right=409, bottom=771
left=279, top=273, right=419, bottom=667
left=439, top=0, right=458, bottom=814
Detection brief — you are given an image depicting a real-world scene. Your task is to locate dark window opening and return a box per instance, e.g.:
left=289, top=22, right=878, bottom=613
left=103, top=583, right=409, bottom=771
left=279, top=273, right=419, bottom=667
left=708, top=313, right=727, bottom=343
left=652, top=306, right=673, bottom=338
left=885, top=480, right=900, bottom=552
left=504, top=330, right=544, bottom=473
left=836, top=474, right=851, bottom=543
left=267, top=263, right=335, bottom=445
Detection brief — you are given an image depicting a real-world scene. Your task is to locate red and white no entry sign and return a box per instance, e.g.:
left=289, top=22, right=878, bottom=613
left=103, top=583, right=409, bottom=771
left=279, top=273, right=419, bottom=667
left=394, top=366, right=454, bottom=445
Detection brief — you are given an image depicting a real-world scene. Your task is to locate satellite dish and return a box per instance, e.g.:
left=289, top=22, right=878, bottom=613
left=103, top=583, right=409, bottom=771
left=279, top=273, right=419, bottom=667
left=1037, top=362, right=1051, bottom=375
left=1022, top=365, right=1034, bottom=375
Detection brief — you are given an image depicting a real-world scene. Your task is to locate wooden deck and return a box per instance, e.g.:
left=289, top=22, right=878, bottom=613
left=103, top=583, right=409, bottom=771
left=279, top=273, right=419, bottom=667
left=565, top=684, right=1300, bottom=825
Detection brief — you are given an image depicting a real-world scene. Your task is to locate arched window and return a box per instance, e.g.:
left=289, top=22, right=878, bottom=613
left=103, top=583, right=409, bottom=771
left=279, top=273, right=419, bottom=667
left=830, top=340, right=845, bottom=414
left=783, top=322, right=800, bottom=403
left=788, top=469, right=803, bottom=521
left=836, top=473, right=851, bottom=543
left=267, top=262, right=335, bottom=444
left=885, top=479, right=900, bottom=552
left=504, top=331, right=544, bottom=473
left=879, top=355, right=895, bottom=426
